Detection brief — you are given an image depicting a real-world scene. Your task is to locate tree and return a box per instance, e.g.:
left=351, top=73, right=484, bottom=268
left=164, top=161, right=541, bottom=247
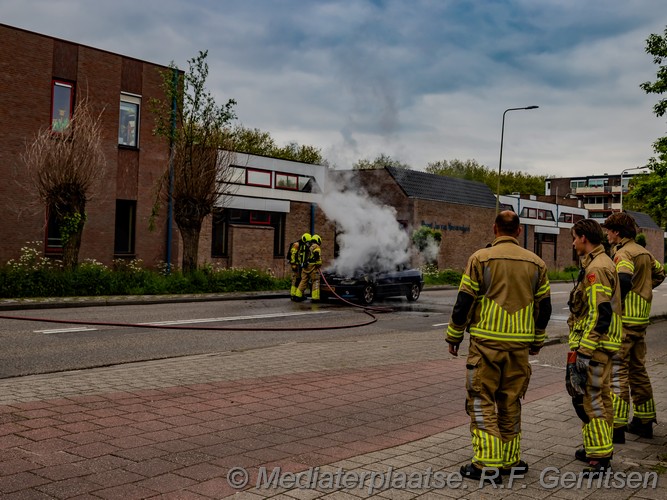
left=150, top=50, right=238, bottom=274
left=426, top=158, right=545, bottom=195
left=20, top=97, right=105, bottom=271
left=223, top=125, right=325, bottom=164
left=353, top=153, right=411, bottom=170
left=629, top=26, right=667, bottom=228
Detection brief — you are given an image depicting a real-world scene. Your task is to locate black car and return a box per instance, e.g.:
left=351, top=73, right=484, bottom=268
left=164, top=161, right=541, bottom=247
left=320, top=268, right=424, bottom=305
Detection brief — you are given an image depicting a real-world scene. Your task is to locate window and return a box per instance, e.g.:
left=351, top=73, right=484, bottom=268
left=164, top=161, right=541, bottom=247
left=520, top=207, right=538, bottom=219
left=51, top=80, right=74, bottom=132
left=119, top=93, right=140, bottom=147
left=246, top=168, right=272, bottom=187
left=114, top=200, right=136, bottom=255
left=211, top=209, right=228, bottom=257
left=275, top=172, right=299, bottom=190
left=250, top=211, right=271, bottom=225
left=538, top=209, right=555, bottom=221
left=588, top=178, right=606, bottom=188
left=45, top=208, right=62, bottom=253
left=570, top=179, right=586, bottom=190
left=228, top=166, right=246, bottom=184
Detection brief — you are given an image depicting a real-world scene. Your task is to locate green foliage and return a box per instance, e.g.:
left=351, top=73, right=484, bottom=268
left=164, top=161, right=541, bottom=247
left=0, top=244, right=288, bottom=298
left=224, top=125, right=325, bottom=164
left=60, top=211, right=86, bottom=244
left=353, top=153, right=411, bottom=170
left=421, top=265, right=461, bottom=286
left=412, top=226, right=442, bottom=250
left=631, top=25, right=667, bottom=230
left=426, top=158, right=545, bottom=195
left=636, top=233, right=648, bottom=247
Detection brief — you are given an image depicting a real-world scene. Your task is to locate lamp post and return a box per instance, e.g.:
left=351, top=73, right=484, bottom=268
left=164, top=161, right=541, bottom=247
left=496, top=106, right=539, bottom=213
left=619, top=166, right=648, bottom=212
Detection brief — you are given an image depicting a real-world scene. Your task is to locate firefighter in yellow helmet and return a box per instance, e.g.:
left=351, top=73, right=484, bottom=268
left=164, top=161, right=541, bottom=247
left=287, top=233, right=311, bottom=300
left=294, top=234, right=322, bottom=302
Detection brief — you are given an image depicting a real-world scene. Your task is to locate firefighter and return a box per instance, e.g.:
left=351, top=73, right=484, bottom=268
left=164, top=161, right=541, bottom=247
left=294, top=234, right=322, bottom=302
left=602, top=213, right=665, bottom=441
left=446, top=211, right=552, bottom=484
left=288, top=233, right=311, bottom=300
left=568, top=219, right=622, bottom=475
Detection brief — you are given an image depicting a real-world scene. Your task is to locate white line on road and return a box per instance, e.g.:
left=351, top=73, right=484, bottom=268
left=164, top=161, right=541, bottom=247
left=140, top=310, right=330, bottom=326
left=37, top=327, right=98, bottom=334
left=432, top=322, right=448, bottom=327
left=37, top=311, right=331, bottom=333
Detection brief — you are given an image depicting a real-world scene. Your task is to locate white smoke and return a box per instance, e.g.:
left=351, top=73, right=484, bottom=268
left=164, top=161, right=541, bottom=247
left=319, top=173, right=411, bottom=276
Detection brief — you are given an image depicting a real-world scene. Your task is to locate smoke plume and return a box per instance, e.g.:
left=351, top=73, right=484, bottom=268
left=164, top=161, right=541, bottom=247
left=319, top=172, right=411, bottom=276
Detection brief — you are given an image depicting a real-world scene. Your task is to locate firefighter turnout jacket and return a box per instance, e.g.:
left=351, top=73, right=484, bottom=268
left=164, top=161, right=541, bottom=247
left=611, top=237, right=665, bottom=329
left=568, top=245, right=622, bottom=357
left=446, top=236, right=552, bottom=352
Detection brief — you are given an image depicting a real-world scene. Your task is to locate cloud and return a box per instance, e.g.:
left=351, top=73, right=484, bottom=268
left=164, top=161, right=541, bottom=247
left=2, top=0, right=666, bottom=177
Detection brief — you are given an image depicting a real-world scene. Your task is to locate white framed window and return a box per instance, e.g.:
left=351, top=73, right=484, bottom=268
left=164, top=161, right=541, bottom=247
left=119, top=93, right=141, bottom=147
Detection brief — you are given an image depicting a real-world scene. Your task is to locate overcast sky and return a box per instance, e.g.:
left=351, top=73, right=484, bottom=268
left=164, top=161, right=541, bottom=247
left=3, top=0, right=667, bottom=178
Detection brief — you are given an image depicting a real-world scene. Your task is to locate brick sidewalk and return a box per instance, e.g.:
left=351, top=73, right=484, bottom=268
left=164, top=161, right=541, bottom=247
left=0, top=338, right=664, bottom=499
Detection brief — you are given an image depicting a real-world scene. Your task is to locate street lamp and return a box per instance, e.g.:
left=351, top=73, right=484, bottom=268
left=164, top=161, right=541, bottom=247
left=619, top=166, right=648, bottom=212
left=496, top=106, right=539, bottom=213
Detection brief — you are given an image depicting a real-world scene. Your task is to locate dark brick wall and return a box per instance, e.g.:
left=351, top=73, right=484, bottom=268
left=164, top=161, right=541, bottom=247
left=0, top=24, right=173, bottom=268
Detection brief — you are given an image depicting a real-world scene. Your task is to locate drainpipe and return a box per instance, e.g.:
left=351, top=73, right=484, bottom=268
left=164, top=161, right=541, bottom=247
left=310, top=203, right=316, bottom=235
left=166, top=68, right=178, bottom=275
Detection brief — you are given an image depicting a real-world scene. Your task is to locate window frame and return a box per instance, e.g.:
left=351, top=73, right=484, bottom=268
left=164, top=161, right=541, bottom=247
left=113, top=200, right=137, bottom=256
left=246, top=168, right=272, bottom=187
left=119, top=92, right=141, bottom=148
left=51, top=79, right=74, bottom=133
left=275, top=172, right=299, bottom=191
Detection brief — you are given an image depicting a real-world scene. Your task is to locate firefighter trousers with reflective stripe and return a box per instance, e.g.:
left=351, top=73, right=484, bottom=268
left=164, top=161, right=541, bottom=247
left=290, top=265, right=301, bottom=297
left=580, top=350, right=614, bottom=458
left=465, top=341, right=530, bottom=468
left=296, top=267, right=320, bottom=300
left=611, top=329, right=655, bottom=426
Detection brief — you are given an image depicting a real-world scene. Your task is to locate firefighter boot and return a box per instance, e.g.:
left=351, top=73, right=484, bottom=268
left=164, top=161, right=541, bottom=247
left=293, top=289, right=305, bottom=302
left=627, top=417, right=653, bottom=438
left=583, top=457, right=611, bottom=477
left=613, top=426, right=626, bottom=444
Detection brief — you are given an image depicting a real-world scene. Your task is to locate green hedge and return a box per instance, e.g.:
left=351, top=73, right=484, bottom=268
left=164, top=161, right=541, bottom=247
left=0, top=248, right=289, bottom=298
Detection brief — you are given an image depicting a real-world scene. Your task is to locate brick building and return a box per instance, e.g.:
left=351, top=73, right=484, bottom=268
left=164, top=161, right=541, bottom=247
left=0, top=24, right=335, bottom=277
left=0, top=23, right=176, bottom=268
left=351, top=167, right=585, bottom=271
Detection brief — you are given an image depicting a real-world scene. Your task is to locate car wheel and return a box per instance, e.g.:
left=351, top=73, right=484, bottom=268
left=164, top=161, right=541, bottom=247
left=406, top=282, right=421, bottom=302
left=360, top=284, right=375, bottom=305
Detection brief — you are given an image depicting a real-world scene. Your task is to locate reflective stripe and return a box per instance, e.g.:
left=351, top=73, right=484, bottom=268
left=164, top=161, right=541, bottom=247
left=615, top=259, right=635, bottom=273
left=583, top=417, right=613, bottom=457
left=460, top=273, right=479, bottom=292
left=634, top=399, right=656, bottom=420
left=612, top=392, right=629, bottom=427
left=468, top=297, right=536, bottom=342
left=623, top=291, right=651, bottom=325
left=471, top=428, right=503, bottom=467
left=502, top=434, right=522, bottom=467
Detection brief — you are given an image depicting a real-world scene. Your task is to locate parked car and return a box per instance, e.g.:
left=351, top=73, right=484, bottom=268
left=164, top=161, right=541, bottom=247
left=320, top=268, right=424, bottom=305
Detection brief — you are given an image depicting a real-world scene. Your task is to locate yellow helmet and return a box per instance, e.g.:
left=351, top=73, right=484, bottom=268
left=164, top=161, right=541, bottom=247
left=311, top=234, right=321, bottom=245
left=301, top=233, right=312, bottom=243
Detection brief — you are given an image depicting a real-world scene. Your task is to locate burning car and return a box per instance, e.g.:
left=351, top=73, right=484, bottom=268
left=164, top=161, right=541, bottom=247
left=320, top=267, right=424, bottom=305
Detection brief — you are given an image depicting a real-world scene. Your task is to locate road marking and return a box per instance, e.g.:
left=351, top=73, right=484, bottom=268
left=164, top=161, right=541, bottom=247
left=36, top=311, right=331, bottom=333
left=140, top=311, right=330, bottom=326
left=37, top=327, right=98, bottom=334
left=432, top=322, right=448, bottom=327
left=551, top=291, right=568, bottom=294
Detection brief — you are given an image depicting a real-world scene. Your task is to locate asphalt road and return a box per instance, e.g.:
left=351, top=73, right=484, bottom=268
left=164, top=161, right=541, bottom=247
left=1, top=282, right=667, bottom=379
